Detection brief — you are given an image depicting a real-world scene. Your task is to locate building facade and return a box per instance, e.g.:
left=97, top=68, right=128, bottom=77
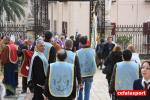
left=48, top=0, right=150, bottom=37
left=48, top=1, right=90, bottom=37
left=110, top=0, right=150, bottom=25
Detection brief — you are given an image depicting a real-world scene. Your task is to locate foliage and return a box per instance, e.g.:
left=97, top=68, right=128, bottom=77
left=0, top=0, right=25, bottom=22
left=116, top=35, right=132, bottom=45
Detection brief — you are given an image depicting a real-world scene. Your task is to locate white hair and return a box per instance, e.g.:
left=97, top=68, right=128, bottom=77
left=36, top=38, right=44, bottom=45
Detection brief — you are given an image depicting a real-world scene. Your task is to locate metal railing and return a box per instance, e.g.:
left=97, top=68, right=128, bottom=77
left=112, top=25, right=150, bottom=55
left=0, top=24, right=26, bottom=39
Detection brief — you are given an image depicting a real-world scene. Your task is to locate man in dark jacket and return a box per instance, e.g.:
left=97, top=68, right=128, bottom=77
left=96, top=38, right=105, bottom=69
left=28, top=39, right=49, bottom=100
left=103, top=36, right=115, bottom=60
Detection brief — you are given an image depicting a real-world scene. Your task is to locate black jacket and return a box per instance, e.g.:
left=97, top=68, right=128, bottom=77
left=104, top=51, right=122, bottom=80
left=103, top=42, right=115, bottom=59
left=133, top=79, right=150, bottom=100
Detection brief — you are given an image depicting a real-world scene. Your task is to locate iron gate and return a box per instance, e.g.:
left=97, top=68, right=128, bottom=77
left=112, top=24, right=150, bottom=55
left=0, top=24, right=26, bottom=39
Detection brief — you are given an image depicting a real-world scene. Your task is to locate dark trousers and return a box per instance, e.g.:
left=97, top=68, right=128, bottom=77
left=15, top=71, right=18, bottom=87
left=117, top=96, right=133, bottom=100
left=96, top=56, right=103, bottom=69
left=3, top=63, right=17, bottom=96
left=22, top=77, right=27, bottom=92
left=32, top=86, right=44, bottom=100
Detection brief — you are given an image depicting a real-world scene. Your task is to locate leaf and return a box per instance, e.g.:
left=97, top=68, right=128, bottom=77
left=116, top=36, right=132, bottom=45
left=0, top=0, right=25, bottom=22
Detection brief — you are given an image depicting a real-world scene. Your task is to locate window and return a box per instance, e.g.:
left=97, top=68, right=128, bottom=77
left=62, top=21, right=67, bottom=36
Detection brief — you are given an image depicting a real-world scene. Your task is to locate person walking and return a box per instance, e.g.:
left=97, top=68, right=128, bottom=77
left=44, top=31, right=56, bottom=64
left=28, top=39, right=49, bottom=100
left=18, top=39, right=33, bottom=93
left=96, top=38, right=105, bottom=69
left=77, top=36, right=97, bottom=100
left=103, top=36, right=115, bottom=60
left=104, top=46, right=122, bottom=85
left=127, top=44, right=141, bottom=66
left=1, top=36, right=18, bottom=96
left=109, top=50, right=140, bottom=100
left=64, top=39, right=82, bottom=88
left=44, top=49, right=79, bottom=100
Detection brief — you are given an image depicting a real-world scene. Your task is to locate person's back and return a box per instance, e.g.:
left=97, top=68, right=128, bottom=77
left=109, top=49, right=140, bottom=100
left=45, top=49, right=77, bottom=100
left=127, top=44, right=141, bottom=66
left=103, top=36, right=115, bottom=59
left=96, top=42, right=105, bottom=59
left=44, top=31, right=56, bottom=64
left=103, top=46, right=122, bottom=84
left=77, top=48, right=97, bottom=77
left=77, top=36, right=97, bottom=100
left=115, top=61, right=139, bottom=90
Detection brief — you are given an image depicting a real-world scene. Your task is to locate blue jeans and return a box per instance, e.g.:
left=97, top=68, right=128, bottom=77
left=78, top=78, right=93, bottom=100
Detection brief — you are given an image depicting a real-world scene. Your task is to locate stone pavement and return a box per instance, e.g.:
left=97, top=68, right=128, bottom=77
left=3, top=69, right=111, bottom=100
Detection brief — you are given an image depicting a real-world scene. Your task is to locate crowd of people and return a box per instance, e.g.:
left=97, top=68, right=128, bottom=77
left=0, top=32, right=149, bottom=100
left=96, top=36, right=150, bottom=100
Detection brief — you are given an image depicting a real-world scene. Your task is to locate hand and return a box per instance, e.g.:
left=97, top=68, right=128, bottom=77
left=44, top=97, right=48, bottom=100
left=42, top=94, right=48, bottom=100
left=26, top=66, right=29, bottom=70
left=79, top=83, right=83, bottom=90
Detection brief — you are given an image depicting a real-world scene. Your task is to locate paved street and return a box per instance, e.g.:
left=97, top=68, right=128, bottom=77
left=3, top=69, right=111, bottom=100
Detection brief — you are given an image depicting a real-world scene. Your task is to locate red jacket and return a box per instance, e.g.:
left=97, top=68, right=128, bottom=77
left=20, top=50, right=33, bottom=77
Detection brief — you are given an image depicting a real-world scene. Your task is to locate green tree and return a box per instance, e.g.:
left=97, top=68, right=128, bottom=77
left=116, top=35, right=132, bottom=49
left=0, top=0, right=25, bottom=22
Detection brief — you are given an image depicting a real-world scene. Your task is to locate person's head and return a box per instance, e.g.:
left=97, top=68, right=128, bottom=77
left=100, top=38, right=105, bottom=43
left=112, top=45, right=122, bottom=52
left=44, top=31, right=53, bottom=42
left=65, top=39, right=73, bottom=50
left=60, top=36, right=65, bottom=41
left=79, top=36, right=87, bottom=47
left=127, top=44, right=135, bottom=53
left=75, top=34, right=81, bottom=41
left=27, top=38, right=33, bottom=46
left=107, top=36, right=113, bottom=43
left=3, top=36, right=10, bottom=44
left=141, top=61, right=150, bottom=80
left=36, top=38, right=45, bottom=53
left=24, top=39, right=28, bottom=46
left=54, top=35, right=59, bottom=40
left=122, top=49, right=132, bottom=61
left=57, top=49, right=67, bottom=61
left=85, top=35, right=88, bottom=40
left=70, top=35, right=74, bottom=40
